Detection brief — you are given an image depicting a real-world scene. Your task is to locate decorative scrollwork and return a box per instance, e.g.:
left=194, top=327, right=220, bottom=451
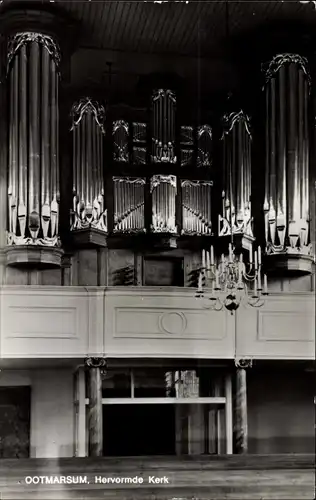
left=222, top=111, right=251, bottom=138
left=235, top=358, right=253, bottom=369
left=85, top=357, right=107, bottom=369
left=263, top=53, right=311, bottom=87
left=71, top=97, right=105, bottom=133
left=7, top=32, right=61, bottom=73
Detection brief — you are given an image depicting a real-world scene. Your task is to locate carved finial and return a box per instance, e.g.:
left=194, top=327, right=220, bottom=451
left=235, top=358, right=253, bottom=369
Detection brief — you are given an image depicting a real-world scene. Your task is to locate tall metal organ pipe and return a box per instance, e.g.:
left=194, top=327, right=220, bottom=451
left=7, top=32, right=61, bottom=246
left=70, top=98, right=107, bottom=233
left=263, top=54, right=311, bottom=259
left=219, top=111, right=253, bottom=239
left=151, top=89, right=177, bottom=164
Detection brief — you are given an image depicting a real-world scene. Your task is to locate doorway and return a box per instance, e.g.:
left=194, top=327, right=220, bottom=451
left=0, top=387, right=30, bottom=458
left=103, top=404, right=175, bottom=456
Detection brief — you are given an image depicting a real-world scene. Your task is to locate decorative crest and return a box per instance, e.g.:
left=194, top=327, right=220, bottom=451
left=222, top=110, right=252, bottom=138
left=7, top=32, right=61, bottom=73
left=263, top=53, right=311, bottom=86
left=71, top=97, right=105, bottom=132
left=150, top=174, right=177, bottom=192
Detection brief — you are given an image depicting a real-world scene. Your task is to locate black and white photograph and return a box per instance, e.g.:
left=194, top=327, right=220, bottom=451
left=0, top=0, right=315, bottom=498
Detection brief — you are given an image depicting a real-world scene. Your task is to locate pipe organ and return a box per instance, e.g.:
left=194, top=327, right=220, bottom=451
left=113, top=177, right=146, bottom=233
left=263, top=54, right=312, bottom=269
left=7, top=32, right=61, bottom=247
left=219, top=111, right=253, bottom=239
left=70, top=98, right=107, bottom=233
left=151, top=89, right=177, bottom=164
left=181, top=180, right=213, bottom=235
left=150, top=175, right=177, bottom=233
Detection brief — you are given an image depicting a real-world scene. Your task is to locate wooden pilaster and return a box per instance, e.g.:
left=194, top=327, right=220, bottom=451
left=234, top=358, right=252, bottom=454
left=85, top=357, right=106, bottom=457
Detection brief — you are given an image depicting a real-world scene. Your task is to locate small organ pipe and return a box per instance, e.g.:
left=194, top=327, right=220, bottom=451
left=12, top=58, right=19, bottom=234
left=277, top=64, right=286, bottom=224
left=298, top=69, right=304, bottom=221
left=269, top=78, right=276, bottom=217
left=41, top=45, right=50, bottom=208
left=19, top=45, right=27, bottom=213
left=29, top=41, right=41, bottom=237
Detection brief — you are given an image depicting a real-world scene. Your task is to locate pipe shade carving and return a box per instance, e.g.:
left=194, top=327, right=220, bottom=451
left=70, top=98, right=107, bottom=233
left=180, top=125, right=213, bottom=168
left=150, top=175, right=177, bottom=233
left=263, top=54, right=312, bottom=259
left=151, top=89, right=177, bottom=164
left=181, top=180, right=213, bottom=235
left=197, top=125, right=212, bottom=168
left=132, top=122, right=147, bottom=165
left=219, top=111, right=253, bottom=238
left=113, top=120, right=129, bottom=162
left=7, top=32, right=61, bottom=247
left=180, top=126, right=194, bottom=167
left=113, top=177, right=146, bottom=233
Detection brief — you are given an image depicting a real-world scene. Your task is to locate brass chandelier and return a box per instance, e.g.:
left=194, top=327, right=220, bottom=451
left=196, top=243, right=268, bottom=314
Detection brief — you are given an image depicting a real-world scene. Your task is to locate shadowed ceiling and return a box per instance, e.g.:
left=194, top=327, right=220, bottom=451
left=51, top=0, right=316, bottom=57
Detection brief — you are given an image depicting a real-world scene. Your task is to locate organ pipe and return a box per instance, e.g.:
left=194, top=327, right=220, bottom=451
left=70, top=97, right=107, bottom=233
left=151, top=89, right=177, bottom=164
left=263, top=54, right=311, bottom=256
left=181, top=180, right=213, bottom=235
left=150, top=175, right=177, bottom=233
left=113, top=177, right=146, bottom=233
left=220, top=111, right=253, bottom=238
left=6, top=32, right=61, bottom=246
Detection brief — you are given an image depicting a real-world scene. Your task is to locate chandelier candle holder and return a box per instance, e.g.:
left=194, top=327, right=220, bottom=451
left=195, top=245, right=268, bottom=314
left=263, top=54, right=313, bottom=274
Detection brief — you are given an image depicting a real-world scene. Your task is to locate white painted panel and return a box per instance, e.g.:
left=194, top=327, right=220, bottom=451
left=258, top=311, right=314, bottom=342
left=104, top=287, right=234, bottom=358
left=236, top=294, right=315, bottom=359
left=0, top=287, right=90, bottom=357
left=114, top=307, right=226, bottom=340
left=7, top=306, right=77, bottom=338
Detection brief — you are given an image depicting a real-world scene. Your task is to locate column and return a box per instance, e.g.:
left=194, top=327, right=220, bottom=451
left=85, top=357, right=106, bottom=457
left=220, top=111, right=253, bottom=240
left=234, top=358, right=252, bottom=454
left=6, top=31, right=62, bottom=266
left=263, top=54, right=312, bottom=272
left=70, top=98, right=107, bottom=240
